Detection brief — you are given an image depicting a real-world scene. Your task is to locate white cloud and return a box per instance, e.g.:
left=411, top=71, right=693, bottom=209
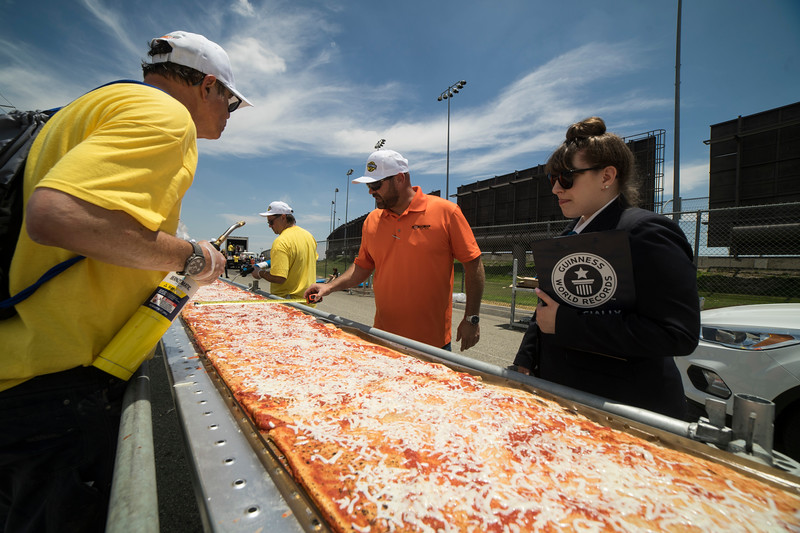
left=663, top=159, right=710, bottom=201
left=207, top=38, right=666, bottom=186
left=0, top=41, right=85, bottom=109
left=225, top=37, right=287, bottom=77
left=232, top=0, right=255, bottom=17
left=80, top=0, right=141, bottom=57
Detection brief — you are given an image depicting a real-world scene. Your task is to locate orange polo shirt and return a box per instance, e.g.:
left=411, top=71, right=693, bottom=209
left=354, top=187, right=481, bottom=347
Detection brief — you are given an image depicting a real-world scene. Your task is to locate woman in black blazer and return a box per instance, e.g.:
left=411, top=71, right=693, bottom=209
left=513, top=117, right=700, bottom=420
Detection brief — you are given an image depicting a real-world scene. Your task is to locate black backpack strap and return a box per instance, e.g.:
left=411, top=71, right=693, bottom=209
left=0, top=255, right=85, bottom=309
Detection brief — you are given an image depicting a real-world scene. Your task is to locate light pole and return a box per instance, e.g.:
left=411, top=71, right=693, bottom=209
left=437, top=80, right=466, bottom=200
left=326, top=199, right=335, bottom=276
left=332, top=188, right=339, bottom=231
left=344, top=169, right=353, bottom=262
left=332, top=188, right=339, bottom=257
left=673, top=0, right=682, bottom=220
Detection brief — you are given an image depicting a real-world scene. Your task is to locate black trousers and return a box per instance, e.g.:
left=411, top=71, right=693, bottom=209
left=0, top=366, right=126, bottom=533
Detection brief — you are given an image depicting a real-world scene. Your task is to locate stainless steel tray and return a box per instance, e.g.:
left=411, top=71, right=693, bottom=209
left=163, top=282, right=800, bottom=532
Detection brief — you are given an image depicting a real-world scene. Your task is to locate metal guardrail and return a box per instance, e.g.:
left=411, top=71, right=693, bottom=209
left=106, top=359, right=159, bottom=533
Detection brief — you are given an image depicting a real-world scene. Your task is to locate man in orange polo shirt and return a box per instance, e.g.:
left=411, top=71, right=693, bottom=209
left=305, top=149, right=485, bottom=351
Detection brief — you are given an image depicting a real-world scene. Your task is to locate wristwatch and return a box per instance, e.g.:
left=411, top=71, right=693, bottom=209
left=179, top=240, right=206, bottom=276
left=466, top=315, right=480, bottom=325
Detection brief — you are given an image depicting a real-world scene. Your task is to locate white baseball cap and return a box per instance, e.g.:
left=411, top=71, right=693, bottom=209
left=259, top=201, right=293, bottom=216
left=352, top=149, right=409, bottom=184
left=147, top=31, right=253, bottom=109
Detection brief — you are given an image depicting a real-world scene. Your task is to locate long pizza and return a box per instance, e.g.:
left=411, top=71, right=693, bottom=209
left=182, top=281, right=800, bottom=532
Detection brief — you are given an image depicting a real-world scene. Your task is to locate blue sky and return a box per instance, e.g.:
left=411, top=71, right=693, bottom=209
left=2, top=0, right=798, bottom=254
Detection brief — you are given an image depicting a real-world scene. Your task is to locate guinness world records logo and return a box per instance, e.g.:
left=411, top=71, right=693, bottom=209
left=551, top=252, right=618, bottom=308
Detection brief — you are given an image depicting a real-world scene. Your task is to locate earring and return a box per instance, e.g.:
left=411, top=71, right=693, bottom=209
left=603, top=185, right=609, bottom=189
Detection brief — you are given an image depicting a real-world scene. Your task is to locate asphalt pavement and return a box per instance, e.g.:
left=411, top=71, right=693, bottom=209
left=312, top=289, right=530, bottom=369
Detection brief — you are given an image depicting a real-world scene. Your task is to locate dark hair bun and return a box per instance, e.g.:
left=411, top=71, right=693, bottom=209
left=566, top=116, right=606, bottom=143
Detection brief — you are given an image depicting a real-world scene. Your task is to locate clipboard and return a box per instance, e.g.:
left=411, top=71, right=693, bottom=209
left=531, top=230, right=635, bottom=312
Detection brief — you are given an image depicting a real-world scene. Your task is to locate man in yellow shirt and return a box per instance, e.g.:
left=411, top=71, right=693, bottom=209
left=0, top=31, right=250, bottom=532
left=251, top=201, right=318, bottom=300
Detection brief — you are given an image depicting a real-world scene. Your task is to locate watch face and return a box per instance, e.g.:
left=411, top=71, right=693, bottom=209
left=469, top=315, right=480, bottom=325
left=183, top=241, right=206, bottom=276
left=186, top=256, right=206, bottom=276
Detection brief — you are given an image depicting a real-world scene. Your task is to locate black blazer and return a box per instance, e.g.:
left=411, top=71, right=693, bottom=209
left=514, top=199, right=700, bottom=419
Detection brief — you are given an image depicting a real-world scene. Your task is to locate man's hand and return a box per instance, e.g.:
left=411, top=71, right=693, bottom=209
left=304, top=283, right=328, bottom=303
left=193, top=241, right=226, bottom=285
left=252, top=265, right=286, bottom=284
left=456, top=319, right=480, bottom=351
left=534, top=288, right=559, bottom=334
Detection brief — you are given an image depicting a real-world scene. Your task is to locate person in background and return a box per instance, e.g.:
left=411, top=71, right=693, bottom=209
left=251, top=201, right=318, bottom=300
left=0, top=31, right=251, bottom=532
left=512, top=117, right=700, bottom=420
left=224, top=241, right=235, bottom=278
left=326, top=267, right=339, bottom=283
left=305, top=149, right=485, bottom=352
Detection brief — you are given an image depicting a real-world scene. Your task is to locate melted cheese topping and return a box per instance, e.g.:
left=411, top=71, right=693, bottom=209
left=183, top=282, right=800, bottom=532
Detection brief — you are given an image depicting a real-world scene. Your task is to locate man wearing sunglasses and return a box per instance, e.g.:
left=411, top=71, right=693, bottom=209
left=251, top=201, right=318, bottom=301
left=0, top=31, right=251, bottom=532
left=305, top=150, right=485, bottom=352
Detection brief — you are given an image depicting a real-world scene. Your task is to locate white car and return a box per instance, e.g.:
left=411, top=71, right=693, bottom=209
left=676, top=303, right=800, bottom=461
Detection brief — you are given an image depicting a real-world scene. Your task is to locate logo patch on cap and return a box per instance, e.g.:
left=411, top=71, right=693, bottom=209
left=367, top=161, right=377, bottom=172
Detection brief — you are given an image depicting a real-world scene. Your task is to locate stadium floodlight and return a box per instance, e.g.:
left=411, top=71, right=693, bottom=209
left=437, top=80, right=467, bottom=200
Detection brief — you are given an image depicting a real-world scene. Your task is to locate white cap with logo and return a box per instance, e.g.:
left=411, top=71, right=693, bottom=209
left=147, top=30, right=253, bottom=109
left=259, top=201, right=293, bottom=216
left=352, top=149, right=409, bottom=184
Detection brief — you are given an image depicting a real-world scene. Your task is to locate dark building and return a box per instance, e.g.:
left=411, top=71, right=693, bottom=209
left=327, top=129, right=665, bottom=264
left=456, top=129, right=665, bottom=228
left=706, top=101, right=800, bottom=255
left=454, top=130, right=665, bottom=260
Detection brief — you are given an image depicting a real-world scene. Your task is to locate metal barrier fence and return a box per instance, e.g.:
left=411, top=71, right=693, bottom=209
left=317, top=201, right=800, bottom=312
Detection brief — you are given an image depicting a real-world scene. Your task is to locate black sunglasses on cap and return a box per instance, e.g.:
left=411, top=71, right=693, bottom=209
left=547, top=166, right=602, bottom=189
left=367, top=175, right=395, bottom=191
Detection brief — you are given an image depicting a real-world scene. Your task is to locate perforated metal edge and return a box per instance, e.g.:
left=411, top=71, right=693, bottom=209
left=161, top=320, right=311, bottom=533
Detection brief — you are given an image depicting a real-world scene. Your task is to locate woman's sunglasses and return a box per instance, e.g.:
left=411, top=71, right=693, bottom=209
left=546, top=166, right=602, bottom=189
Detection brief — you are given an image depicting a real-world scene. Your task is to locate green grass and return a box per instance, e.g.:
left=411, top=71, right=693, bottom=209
left=318, top=260, right=800, bottom=311
left=697, top=292, right=800, bottom=309
left=317, top=259, right=349, bottom=281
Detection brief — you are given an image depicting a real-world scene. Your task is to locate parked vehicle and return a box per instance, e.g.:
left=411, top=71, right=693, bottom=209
left=676, top=303, right=800, bottom=460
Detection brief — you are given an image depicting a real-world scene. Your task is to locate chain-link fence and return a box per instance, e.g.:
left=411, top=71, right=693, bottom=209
left=317, top=199, right=800, bottom=314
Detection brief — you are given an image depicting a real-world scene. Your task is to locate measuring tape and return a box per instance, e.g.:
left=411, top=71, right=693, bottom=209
left=193, top=298, right=311, bottom=306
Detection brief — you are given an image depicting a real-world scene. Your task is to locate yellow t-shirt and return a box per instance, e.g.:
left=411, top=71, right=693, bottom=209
left=0, top=82, right=197, bottom=391
left=269, top=225, right=318, bottom=299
